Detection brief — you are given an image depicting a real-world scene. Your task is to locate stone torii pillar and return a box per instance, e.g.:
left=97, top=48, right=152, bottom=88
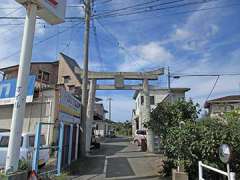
left=86, top=79, right=96, bottom=153
left=143, top=78, right=154, bottom=152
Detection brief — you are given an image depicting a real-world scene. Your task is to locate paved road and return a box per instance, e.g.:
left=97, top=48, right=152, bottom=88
left=69, top=136, right=166, bottom=180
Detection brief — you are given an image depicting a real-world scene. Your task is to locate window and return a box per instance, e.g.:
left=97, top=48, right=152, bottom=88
left=63, top=76, right=71, bottom=83
left=28, top=135, right=46, bottom=147
left=68, top=85, right=75, bottom=93
left=0, top=136, right=9, bottom=147
left=141, top=96, right=144, bottom=105
left=150, top=96, right=155, bottom=105
left=38, top=70, right=50, bottom=82
left=0, top=136, right=23, bottom=147
left=136, top=130, right=146, bottom=135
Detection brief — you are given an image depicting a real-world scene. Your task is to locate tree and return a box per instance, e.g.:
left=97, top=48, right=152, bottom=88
left=146, top=100, right=199, bottom=139
left=113, top=120, right=132, bottom=136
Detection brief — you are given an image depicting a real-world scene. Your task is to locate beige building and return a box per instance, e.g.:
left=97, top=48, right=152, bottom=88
left=204, top=95, right=240, bottom=118
left=132, top=88, right=190, bottom=134
left=0, top=53, right=82, bottom=144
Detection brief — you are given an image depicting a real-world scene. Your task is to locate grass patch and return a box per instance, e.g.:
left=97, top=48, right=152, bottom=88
left=51, top=173, right=69, bottom=180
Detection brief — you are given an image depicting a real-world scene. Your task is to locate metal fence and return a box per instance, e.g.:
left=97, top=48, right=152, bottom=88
left=198, top=161, right=236, bottom=180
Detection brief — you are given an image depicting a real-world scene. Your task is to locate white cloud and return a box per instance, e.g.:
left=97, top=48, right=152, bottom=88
left=164, top=1, right=223, bottom=52
left=171, top=28, right=192, bottom=41
left=118, top=41, right=174, bottom=71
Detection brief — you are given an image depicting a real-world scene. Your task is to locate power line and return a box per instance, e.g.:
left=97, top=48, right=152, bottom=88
left=171, top=73, right=240, bottom=78
left=206, top=75, right=220, bottom=101
left=94, top=0, right=221, bottom=19
left=95, top=0, right=184, bottom=17
left=94, top=0, right=113, bottom=5
left=61, top=22, right=75, bottom=53
left=97, top=0, right=178, bottom=14
left=96, top=2, right=240, bottom=23
left=92, top=20, right=105, bottom=71
left=0, top=5, right=84, bottom=9
left=0, top=21, right=83, bottom=63
left=96, top=19, right=147, bottom=69
left=0, top=7, right=24, bottom=43
left=0, top=16, right=84, bottom=20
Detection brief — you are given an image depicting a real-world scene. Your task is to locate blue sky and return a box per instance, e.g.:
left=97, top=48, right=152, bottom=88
left=0, top=0, right=240, bottom=122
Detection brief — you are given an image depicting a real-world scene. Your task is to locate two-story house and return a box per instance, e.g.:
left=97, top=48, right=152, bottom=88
left=131, top=87, right=190, bottom=134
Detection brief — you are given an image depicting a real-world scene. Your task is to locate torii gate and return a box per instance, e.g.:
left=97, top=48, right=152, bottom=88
left=83, top=68, right=165, bottom=153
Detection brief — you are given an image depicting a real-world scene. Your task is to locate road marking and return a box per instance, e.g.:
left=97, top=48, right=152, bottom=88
left=103, top=156, right=108, bottom=178
left=86, top=154, right=105, bottom=158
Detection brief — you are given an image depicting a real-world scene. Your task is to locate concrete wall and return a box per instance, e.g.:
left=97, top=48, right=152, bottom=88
left=31, top=63, right=59, bottom=87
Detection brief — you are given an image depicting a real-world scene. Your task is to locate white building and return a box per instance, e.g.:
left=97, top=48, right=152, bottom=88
left=131, top=88, right=190, bottom=134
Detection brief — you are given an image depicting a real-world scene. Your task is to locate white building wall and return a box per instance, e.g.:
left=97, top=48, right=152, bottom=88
left=94, top=121, right=106, bottom=137
left=132, top=89, right=188, bottom=134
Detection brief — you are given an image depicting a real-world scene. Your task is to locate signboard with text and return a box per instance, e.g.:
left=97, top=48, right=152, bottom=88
left=15, top=0, right=66, bottom=24
left=59, top=88, right=81, bottom=124
left=0, top=76, right=36, bottom=105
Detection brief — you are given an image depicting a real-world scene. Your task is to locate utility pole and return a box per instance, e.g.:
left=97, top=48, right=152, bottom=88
left=80, top=0, right=91, bottom=156
left=5, top=2, right=37, bottom=173
left=167, top=66, right=172, bottom=103
left=167, top=66, right=171, bottom=90
left=108, top=97, right=112, bottom=121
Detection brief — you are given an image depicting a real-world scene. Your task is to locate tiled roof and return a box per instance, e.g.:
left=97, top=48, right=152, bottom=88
left=207, top=95, right=240, bottom=102
left=204, top=95, right=240, bottom=108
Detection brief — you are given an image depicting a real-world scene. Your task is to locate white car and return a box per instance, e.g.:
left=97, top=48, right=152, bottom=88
left=0, top=132, right=49, bottom=169
left=133, top=130, right=147, bottom=146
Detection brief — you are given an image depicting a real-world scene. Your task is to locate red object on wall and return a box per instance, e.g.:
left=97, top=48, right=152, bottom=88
left=48, top=0, right=58, bottom=6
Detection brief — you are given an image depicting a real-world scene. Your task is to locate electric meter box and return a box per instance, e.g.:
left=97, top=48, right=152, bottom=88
left=15, top=0, right=66, bottom=25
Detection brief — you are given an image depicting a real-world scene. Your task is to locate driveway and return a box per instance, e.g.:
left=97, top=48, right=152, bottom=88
left=67, top=136, right=166, bottom=180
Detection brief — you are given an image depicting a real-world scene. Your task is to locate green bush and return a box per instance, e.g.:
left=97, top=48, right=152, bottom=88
left=163, top=115, right=240, bottom=179
left=148, top=100, right=240, bottom=179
